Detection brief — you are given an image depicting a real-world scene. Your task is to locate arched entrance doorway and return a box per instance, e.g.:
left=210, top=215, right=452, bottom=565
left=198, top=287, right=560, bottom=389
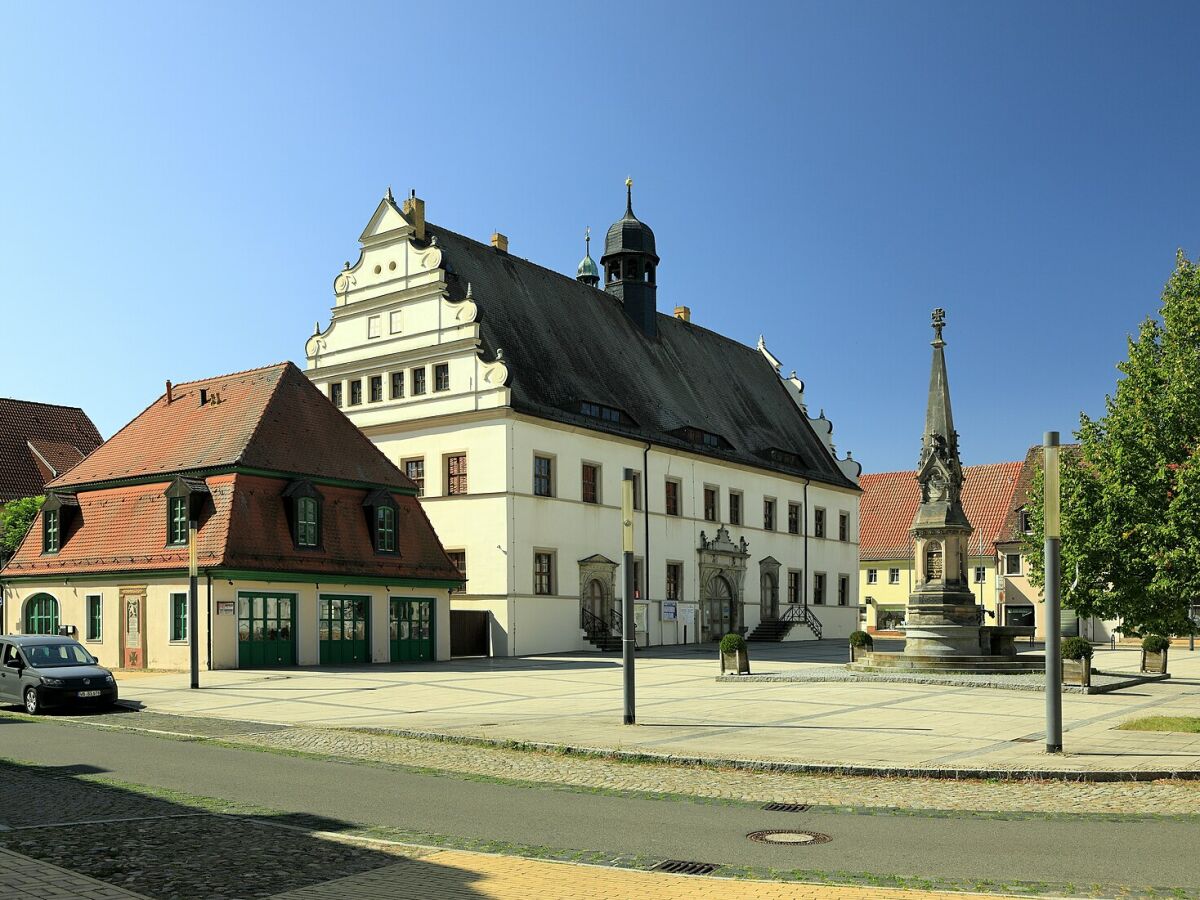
left=584, top=578, right=608, bottom=623
left=702, top=575, right=735, bottom=641
left=24, top=594, right=60, bottom=635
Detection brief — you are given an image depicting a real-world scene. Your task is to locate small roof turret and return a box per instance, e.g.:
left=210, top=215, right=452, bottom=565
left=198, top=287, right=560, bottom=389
left=576, top=227, right=599, bottom=287
left=602, top=178, right=658, bottom=260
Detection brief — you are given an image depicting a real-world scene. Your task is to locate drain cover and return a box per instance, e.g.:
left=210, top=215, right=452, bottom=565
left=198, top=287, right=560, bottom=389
left=761, top=802, right=810, bottom=812
left=653, top=860, right=720, bottom=876
left=747, top=830, right=831, bottom=845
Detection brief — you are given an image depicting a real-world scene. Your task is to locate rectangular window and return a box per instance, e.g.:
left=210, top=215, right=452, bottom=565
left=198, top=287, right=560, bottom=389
left=329, top=383, right=343, bottom=408
left=390, top=372, right=405, bottom=399
left=631, top=472, right=642, bottom=511
left=788, top=502, right=801, bottom=535
left=666, top=563, right=681, bottom=601
left=433, top=363, right=450, bottom=392
left=867, top=568, right=878, bottom=584
left=86, top=595, right=102, bottom=641
left=703, top=486, right=718, bottom=522
left=633, top=560, right=643, bottom=600
left=412, top=368, right=427, bottom=395
left=404, top=459, right=425, bottom=496
left=389, top=310, right=403, bottom=334
left=787, top=570, right=801, bottom=604
left=1005, top=553, right=1023, bottom=576
left=367, top=315, right=381, bottom=339
left=446, top=454, right=468, bottom=495
left=814, top=508, right=826, bottom=538
left=534, top=551, right=554, bottom=595
left=665, top=479, right=680, bottom=516
left=888, top=567, right=900, bottom=585
left=763, top=498, right=776, bottom=531
left=43, top=509, right=59, bottom=553
left=1020, top=509, right=1032, bottom=534
left=534, top=456, right=554, bottom=497
left=349, top=379, right=363, bottom=406
left=296, top=496, right=320, bottom=547
left=814, top=572, right=827, bottom=605
left=581, top=463, right=599, bottom=504
left=838, top=574, right=849, bottom=606
left=170, top=592, right=188, bottom=642
left=369, top=375, right=383, bottom=403
left=839, top=512, right=849, bottom=542
left=728, top=491, right=742, bottom=526
left=168, top=496, right=188, bottom=545
left=375, top=505, right=396, bottom=553
left=974, top=565, right=986, bottom=583
left=447, top=550, right=467, bottom=580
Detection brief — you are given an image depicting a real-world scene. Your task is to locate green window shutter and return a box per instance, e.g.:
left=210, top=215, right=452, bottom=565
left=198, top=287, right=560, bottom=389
left=296, top=497, right=319, bottom=547
left=44, top=510, right=59, bottom=553
left=376, top=506, right=396, bottom=553
left=171, top=593, right=188, bottom=642
left=169, top=497, right=189, bottom=545
left=86, top=596, right=102, bottom=641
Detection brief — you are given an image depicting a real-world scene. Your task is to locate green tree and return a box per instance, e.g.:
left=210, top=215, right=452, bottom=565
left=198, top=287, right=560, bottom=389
left=0, top=495, right=45, bottom=563
left=1025, top=251, right=1200, bottom=637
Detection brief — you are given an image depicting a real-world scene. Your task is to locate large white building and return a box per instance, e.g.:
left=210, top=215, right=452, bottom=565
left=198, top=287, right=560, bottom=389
left=304, top=186, right=863, bottom=656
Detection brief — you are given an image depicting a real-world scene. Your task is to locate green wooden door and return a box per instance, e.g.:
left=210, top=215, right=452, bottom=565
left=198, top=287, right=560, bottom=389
left=24, top=594, right=60, bottom=635
left=319, top=595, right=371, bottom=665
left=237, top=593, right=297, bottom=668
left=389, top=598, right=434, bottom=662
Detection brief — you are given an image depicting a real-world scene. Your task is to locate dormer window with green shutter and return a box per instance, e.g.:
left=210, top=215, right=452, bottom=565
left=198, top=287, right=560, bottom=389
left=40, top=492, right=79, bottom=555
left=363, top=489, right=400, bottom=556
left=43, top=508, right=60, bottom=553
left=282, top=480, right=323, bottom=550
left=168, top=496, right=188, bottom=545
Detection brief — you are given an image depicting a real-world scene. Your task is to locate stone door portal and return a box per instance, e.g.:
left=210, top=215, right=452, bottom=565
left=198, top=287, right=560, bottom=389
left=120, top=587, right=147, bottom=669
left=702, top=575, right=735, bottom=641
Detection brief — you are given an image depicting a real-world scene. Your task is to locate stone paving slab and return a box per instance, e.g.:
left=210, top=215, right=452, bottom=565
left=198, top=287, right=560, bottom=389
left=0, top=847, right=150, bottom=900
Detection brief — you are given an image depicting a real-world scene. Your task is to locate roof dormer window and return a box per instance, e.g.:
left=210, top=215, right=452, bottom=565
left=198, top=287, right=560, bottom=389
left=43, top=508, right=60, bottom=554
left=40, top=492, right=80, bottom=555
left=363, top=489, right=400, bottom=555
left=282, top=480, right=323, bottom=549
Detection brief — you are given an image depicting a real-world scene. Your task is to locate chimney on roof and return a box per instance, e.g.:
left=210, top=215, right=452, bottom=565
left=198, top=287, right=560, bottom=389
left=673, top=306, right=691, bottom=323
left=401, top=190, right=426, bottom=241
left=165, top=380, right=173, bottom=404
left=490, top=232, right=509, bottom=253
left=199, top=388, right=208, bottom=406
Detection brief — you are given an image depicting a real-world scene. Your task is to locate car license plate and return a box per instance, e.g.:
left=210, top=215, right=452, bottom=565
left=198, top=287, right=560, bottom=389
left=78, top=690, right=102, bottom=698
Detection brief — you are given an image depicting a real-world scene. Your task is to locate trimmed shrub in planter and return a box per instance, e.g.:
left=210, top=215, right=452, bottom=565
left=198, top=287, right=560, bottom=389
left=1061, top=636, right=1093, bottom=687
left=849, top=630, right=873, bottom=663
left=720, top=632, right=750, bottom=675
left=1141, top=635, right=1170, bottom=674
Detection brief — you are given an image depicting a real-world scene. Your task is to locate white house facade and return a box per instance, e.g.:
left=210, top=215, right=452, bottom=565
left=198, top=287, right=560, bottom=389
left=304, top=188, right=863, bottom=656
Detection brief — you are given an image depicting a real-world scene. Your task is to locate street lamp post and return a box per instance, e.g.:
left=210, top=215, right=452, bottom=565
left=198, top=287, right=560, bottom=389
left=1043, top=432, right=1062, bottom=753
left=622, top=469, right=636, bottom=725
left=188, top=519, right=199, bottom=690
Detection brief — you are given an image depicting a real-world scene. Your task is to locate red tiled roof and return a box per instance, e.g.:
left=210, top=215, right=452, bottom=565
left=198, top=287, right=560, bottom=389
left=3, top=474, right=461, bottom=582
left=859, top=461, right=1023, bottom=561
left=0, top=398, right=101, bottom=502
left=51, top=362, right=415, bottom=490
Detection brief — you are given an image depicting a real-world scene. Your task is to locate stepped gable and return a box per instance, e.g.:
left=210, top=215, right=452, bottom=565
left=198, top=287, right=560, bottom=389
left=0, top=398, right=101, bottom=501
left=427, top=223, right=858, bottom=491
left=859, top=461, right=1023, bottom=561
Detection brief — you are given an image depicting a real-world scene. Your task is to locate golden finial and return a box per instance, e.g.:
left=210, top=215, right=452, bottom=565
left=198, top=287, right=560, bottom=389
left=625, top=177, right=633, bottom=188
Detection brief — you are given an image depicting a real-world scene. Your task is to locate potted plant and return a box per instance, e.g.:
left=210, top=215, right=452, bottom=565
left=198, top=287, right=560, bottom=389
left=720, top=632, right=750, bottom=675
left=1141, top=635, right=1170, bottom=674
left=1060, top=636, right=1093, bottom=687
left=849, top=630, right=873, bottom=663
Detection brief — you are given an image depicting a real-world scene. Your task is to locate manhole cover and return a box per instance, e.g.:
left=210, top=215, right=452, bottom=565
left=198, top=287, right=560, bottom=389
left=747, top=830, right=831, bottom=845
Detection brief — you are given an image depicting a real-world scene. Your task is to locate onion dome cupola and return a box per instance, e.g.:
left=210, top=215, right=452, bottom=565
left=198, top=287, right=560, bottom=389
left=600, top=178, right=660, bottom=337
left=576, top=227, right=600, bottom=287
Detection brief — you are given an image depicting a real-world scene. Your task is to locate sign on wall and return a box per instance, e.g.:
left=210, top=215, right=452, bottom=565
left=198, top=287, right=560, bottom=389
left=680, top=605, right=696, bottom=627
left=634, top=604, right=648, bottom=634
left=217, top=601, right=235, bottom=616
left=662, top=600, right=677, bottom=621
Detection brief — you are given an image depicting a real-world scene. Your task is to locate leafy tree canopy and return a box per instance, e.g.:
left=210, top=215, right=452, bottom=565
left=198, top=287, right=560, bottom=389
left=0, top=496, right=44, bottom=561
left=1025, top=251, right=1200, bottom=637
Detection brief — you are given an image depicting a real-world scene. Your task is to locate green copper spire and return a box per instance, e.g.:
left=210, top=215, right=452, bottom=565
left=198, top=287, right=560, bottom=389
left=576, top=226, right=599, bottom=287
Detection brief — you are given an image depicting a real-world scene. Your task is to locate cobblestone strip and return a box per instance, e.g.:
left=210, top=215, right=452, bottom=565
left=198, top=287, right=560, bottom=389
left=267, top=847, right=1015, bottom=900
left=221, top=726, right=1200, bottom=816
left=0, top=846, right=150, bottom=900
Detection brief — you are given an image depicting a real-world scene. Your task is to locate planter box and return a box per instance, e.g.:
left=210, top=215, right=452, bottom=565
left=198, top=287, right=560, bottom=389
left=850, top=644, right=872, bottom=663
left=1141, top=649, right=1168, bottom=674
left=721, top=648, right=750, bottom=675
left=1062, top=657, right=1091, bottom=687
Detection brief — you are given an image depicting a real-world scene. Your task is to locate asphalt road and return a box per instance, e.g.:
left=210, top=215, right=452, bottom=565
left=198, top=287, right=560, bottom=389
left=2, top=716, right=1198, bottom=891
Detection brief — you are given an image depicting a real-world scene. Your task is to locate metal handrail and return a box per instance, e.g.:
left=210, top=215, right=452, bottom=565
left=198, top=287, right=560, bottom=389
left=800, top=606, right=823, bottom=640
left=610, top=607, right=623, bottom=636
left=581, top=606, right=609, bottom=637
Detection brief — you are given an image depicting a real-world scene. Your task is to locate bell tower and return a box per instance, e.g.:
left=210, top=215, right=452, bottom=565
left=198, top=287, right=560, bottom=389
left=600, top=179, right=659, bottom=337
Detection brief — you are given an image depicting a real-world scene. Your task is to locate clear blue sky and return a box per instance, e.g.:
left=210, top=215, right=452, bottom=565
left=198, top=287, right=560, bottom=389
left=3, top=2, right=1197, bottom=473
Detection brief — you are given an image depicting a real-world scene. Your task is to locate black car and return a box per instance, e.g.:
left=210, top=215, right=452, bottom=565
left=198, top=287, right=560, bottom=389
left=0, top=635, right=118, bottom=714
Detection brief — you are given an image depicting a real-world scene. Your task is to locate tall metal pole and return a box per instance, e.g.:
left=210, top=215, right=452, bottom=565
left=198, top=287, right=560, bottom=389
left=1043, top=432, right=1062, bottom=752
left=622, top=469, right=636, bottom=725
left=188, top=519, right=200, bottom=690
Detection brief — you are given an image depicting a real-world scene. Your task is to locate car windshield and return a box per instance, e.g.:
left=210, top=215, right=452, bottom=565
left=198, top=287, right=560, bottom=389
left=22, top=643, right=94, bottom=667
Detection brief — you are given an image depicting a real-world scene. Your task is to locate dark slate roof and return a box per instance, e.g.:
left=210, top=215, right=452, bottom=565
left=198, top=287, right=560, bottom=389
left=0, top=398, right=102, bottom=502
left=427, top=224, right=857, bottom=491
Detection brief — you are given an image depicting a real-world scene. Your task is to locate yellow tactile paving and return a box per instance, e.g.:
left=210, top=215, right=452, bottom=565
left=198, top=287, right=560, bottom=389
left=413, top=848, right=993, bottom=900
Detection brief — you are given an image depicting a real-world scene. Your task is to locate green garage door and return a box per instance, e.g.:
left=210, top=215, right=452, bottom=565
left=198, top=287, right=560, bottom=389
left=238, top=593, right=297, bottom=668
left=390, top=598, right=434, bottom=662
left=320, top=595, right=371, bottom=665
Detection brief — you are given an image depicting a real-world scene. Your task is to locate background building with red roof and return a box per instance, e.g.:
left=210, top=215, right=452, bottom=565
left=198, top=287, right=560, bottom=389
left=0, top=362, right=462, bottom=669
left=859, top=461, right=1022, bottom=633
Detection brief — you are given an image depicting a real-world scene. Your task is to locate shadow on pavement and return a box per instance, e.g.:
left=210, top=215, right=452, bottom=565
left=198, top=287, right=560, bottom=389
left=0, top=759, right=485, bottom=899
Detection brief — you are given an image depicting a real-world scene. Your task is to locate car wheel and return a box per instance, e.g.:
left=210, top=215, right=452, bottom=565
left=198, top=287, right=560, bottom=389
left=23, top=687, right=41, bottom=715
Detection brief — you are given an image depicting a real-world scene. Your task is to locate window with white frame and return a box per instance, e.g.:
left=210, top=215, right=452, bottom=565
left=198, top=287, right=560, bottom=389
left=888, top=567, right=900, bottom=585
left=1005, top=553, right=1023, bottom=576
left=866, top=568, right=878, bottom=584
